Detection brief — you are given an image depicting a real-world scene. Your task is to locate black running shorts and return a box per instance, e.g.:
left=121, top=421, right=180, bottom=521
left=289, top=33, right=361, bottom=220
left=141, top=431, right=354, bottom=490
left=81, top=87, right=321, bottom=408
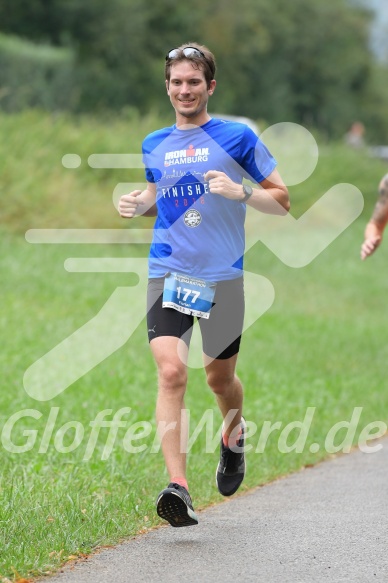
left=146, top=276, right=245, bottom=360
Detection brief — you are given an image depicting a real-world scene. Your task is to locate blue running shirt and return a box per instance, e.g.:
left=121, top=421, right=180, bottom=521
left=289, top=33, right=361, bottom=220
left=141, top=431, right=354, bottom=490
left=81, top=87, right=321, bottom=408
left=142, top=118, right=276, bottom=281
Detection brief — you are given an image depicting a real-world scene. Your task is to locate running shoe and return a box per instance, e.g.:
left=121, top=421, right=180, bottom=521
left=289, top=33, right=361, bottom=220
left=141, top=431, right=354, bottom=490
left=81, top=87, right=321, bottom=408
left=216, top=417, right=246, bottom=497
left=156, top=482, right=198, bottom=527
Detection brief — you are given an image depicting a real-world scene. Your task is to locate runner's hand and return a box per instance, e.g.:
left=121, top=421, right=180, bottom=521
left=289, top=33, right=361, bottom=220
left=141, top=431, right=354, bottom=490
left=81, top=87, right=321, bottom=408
left=361, top=222, right=383, bottom=260
left=118, top=190, right=144, bottom=218
left=361, top=235, right=382, bottom=260
left=204, top=170, right=244, bottom=201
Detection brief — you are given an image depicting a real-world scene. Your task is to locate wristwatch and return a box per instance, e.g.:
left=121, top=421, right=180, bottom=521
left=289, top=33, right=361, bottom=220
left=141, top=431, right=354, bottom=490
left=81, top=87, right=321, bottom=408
left=241, top=184, right=253, bottom=203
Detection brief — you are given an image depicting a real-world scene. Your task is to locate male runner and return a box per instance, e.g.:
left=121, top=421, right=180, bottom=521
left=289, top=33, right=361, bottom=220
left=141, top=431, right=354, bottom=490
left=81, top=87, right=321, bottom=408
left=119, top=42, right=290, bottom=527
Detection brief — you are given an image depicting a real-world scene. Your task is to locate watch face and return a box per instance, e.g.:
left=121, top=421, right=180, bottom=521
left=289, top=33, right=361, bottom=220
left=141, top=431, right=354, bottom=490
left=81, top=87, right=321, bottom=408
left=241, top=184, right=253, bottom=203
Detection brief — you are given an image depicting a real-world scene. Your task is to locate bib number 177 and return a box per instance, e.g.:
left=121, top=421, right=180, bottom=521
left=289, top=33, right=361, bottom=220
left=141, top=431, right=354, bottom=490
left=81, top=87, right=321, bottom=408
left=176, top=287, right=200, bottom=303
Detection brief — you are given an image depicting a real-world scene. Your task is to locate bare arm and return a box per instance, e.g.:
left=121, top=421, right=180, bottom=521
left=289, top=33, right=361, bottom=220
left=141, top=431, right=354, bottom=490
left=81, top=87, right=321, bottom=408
left=204, top=168, right=290, bottom=215
left=118, top=182, right=157, bottom=218
left=246, top=169, right=290, bottom=215
left=361, top=174, right=388, bottom=260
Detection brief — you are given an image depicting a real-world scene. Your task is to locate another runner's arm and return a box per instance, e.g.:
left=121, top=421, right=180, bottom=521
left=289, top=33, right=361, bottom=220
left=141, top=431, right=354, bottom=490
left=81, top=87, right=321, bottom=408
left=118, top=182, right=157, bottom=218
left=204, top=169, right=290, bottom=215
left=361, top=173, right=388, bottom=260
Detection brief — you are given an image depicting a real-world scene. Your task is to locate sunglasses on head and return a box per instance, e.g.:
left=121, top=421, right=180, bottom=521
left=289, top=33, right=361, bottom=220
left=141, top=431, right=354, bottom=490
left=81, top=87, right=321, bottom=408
left=166, top=47, right=206, bottom=61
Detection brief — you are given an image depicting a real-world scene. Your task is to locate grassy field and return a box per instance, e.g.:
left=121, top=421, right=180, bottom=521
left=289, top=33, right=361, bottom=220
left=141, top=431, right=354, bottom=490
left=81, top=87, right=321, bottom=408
left=1, top=111, right=388, bottom=579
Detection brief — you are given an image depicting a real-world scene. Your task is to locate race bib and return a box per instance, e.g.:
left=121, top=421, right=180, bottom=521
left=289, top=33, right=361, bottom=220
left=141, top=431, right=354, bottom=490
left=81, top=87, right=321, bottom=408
left=162, top=272, right=217, bottom=319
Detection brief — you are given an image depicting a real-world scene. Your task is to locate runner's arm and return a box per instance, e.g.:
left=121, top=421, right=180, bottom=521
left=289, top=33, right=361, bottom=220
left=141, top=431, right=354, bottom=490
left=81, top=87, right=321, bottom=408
left=247, top=169, right=290, bottom=215
left=361, top=174, right=388, bottom=260
left=204, top=169, right=290, bottom=215
left=118, top=182, right=157, bottom=218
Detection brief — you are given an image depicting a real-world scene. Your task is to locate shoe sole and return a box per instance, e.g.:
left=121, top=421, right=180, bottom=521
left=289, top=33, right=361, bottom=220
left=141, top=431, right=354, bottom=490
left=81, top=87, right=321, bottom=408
left=156, top=491, right=198, bottom=527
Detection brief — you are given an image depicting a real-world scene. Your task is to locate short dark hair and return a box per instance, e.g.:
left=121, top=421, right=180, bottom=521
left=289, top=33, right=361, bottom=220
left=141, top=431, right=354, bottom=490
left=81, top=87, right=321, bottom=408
left=165, top=42, right=216, bottom=89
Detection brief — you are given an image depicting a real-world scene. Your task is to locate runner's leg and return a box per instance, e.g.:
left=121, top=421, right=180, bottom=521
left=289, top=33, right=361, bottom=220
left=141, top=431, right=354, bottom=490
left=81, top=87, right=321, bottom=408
left=204, top=354, right=243, bottom=440
left=150, top=336, right=189, bottom=482
left=200, top=277, right=245, bottom=439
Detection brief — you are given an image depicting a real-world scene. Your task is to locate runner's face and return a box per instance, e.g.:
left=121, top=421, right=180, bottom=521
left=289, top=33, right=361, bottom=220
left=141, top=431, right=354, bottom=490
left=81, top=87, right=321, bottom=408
left=166, top=61, right=216, bottom=125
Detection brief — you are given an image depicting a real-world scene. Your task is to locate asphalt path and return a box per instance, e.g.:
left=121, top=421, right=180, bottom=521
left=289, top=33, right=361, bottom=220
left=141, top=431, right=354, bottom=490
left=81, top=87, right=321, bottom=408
left=48, top=439, right=388, bottom=583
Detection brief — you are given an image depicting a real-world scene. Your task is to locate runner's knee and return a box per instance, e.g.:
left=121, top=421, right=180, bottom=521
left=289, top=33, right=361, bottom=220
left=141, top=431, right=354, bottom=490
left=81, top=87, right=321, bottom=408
left=158, top=362, right=187, bottom=393
left=206, top=370, right=236, bottom=395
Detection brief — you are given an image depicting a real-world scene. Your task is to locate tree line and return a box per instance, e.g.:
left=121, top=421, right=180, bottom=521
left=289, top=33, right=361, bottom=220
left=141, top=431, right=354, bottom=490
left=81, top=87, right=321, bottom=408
left=0, top=0, right=387, bottom=140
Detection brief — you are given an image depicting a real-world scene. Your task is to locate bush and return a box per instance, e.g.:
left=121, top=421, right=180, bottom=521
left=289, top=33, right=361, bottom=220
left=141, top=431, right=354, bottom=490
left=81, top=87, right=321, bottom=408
left=0, top=33, right=77, bottom=112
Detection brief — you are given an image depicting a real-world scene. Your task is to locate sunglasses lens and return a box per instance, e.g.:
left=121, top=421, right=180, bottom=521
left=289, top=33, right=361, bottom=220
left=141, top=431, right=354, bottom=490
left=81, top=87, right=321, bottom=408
left=183, top=48, right=202, bottom=58
left=167, top=49, right=179, bottom=59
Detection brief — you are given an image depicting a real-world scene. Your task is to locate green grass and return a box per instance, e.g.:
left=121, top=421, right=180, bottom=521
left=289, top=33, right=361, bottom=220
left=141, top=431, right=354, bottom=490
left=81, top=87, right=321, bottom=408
left=1, top=111, right=388, bottom=578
